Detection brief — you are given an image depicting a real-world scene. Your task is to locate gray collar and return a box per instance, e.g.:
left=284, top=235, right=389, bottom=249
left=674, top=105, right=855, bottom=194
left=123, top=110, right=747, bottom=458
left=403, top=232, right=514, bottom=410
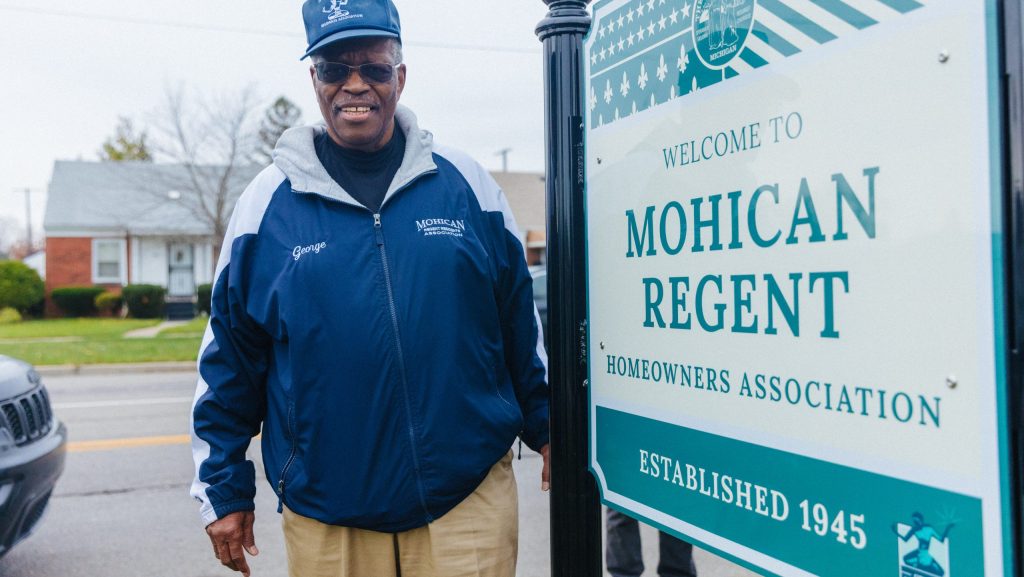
left=272, top=105, right=437, bottom=209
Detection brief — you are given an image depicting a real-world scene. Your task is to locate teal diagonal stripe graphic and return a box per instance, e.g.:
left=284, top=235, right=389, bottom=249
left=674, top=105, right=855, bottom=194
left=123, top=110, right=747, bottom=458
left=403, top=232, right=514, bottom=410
left=739, top=48, right=769, bottom=68
left=751, top=20, right=801, bottom=57
left=807, top=0, right=877, bottom=29
left=757, top=0, right=838, bottom=44
left=875, top=0, right=924, bottom=13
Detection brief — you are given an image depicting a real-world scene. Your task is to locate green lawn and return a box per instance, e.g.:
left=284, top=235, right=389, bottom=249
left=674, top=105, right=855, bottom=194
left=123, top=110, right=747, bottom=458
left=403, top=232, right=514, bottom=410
left=0, top=318, right=202, bottom=366
left=0, top=318, right=160, bottom=339
left=158, top=316, right=208, bottom=337
left=0, top=338, right=202, bottom=366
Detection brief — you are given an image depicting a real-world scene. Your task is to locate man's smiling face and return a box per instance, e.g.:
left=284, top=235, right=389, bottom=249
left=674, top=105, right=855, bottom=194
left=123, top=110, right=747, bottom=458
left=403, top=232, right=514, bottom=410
left=310, top=37, right=406, bottom=152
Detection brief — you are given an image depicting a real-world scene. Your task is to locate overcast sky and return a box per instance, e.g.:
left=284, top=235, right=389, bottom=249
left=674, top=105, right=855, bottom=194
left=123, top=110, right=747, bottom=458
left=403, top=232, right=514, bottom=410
left=0, top=0, right=555, bottom=245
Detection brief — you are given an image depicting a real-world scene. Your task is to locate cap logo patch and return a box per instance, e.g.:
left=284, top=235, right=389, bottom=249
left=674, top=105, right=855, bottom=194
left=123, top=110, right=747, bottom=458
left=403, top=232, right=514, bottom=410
left=322, top=0, right=360, bottom=27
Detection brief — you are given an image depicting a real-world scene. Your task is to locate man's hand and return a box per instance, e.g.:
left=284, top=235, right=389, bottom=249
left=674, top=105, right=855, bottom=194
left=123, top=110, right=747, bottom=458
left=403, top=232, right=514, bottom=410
left=206, top=511, right=259, bottom=577
left=540, top=443, right=550, bottom=492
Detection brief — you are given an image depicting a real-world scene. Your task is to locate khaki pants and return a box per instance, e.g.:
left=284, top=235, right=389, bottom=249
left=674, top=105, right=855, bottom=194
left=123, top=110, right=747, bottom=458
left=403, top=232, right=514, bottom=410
left=283, top=451, right=518, bottom=577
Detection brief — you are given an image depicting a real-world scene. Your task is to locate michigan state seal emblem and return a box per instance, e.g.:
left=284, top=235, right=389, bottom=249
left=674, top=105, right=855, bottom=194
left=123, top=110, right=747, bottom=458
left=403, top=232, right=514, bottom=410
left=693, top=0, right=756, bottom=69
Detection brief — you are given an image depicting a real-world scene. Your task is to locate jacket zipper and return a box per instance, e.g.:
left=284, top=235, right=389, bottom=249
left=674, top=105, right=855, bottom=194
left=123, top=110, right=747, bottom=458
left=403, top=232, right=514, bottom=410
left=277, top=402, right=298, bottom=507
left=374, top=212, right=433, bottom=522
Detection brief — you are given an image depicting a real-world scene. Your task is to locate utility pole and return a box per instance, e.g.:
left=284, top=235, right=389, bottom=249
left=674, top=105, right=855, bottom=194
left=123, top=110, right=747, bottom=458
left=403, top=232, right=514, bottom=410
left=11, top=187, right=39, bottom=249
left=536, top=2, right=600, bottom=576
left=495, top=148, right=512, bottom=172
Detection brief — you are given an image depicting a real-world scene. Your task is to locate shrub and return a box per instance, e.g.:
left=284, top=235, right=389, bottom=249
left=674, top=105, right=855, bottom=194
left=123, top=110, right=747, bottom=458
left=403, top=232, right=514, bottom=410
left=0, top=307, right=22, bottom=325
left=0, top=261, right=44, bottom=313
left=197, top=283, right=213, bottom=316
left=122, top=284, right=166, bottom=319
left=51, top=286, right=106, bottom=317
left=95, top=292, right=124, bottom=315
left=24, top=298, right=44, bottom=320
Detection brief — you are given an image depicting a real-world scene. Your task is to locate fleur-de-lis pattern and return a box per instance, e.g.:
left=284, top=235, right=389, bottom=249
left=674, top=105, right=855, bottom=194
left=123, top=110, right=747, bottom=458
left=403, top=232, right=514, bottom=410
left=586, top=0, right=926, bottom=129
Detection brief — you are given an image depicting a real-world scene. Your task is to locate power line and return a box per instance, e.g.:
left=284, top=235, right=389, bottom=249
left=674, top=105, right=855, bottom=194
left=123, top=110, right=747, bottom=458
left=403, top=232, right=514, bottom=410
left=0, top=4, right=539, bottom=55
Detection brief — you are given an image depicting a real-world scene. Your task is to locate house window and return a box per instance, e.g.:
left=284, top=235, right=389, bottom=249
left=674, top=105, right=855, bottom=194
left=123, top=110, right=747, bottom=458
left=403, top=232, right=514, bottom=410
left=92, top=239, right=125, bottom=284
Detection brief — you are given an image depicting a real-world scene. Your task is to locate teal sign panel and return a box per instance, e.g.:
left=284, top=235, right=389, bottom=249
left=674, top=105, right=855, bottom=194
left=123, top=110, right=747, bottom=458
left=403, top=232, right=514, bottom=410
left=599, top=407, right=984, bottom=576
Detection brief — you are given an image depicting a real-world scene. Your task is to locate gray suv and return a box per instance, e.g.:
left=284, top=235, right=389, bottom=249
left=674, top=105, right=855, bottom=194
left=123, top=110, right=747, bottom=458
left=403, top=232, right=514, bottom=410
left=0, top=356, right=66, bottom=558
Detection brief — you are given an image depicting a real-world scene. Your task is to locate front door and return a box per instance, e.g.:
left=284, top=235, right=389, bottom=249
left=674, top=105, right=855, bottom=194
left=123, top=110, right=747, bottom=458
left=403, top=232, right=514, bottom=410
left=168, top=243, right=194, bottom=298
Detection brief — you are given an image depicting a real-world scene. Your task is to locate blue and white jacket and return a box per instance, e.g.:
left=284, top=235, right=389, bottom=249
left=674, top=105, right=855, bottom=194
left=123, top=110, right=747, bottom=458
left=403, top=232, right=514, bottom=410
left=190, top=106, right=549, bottom=532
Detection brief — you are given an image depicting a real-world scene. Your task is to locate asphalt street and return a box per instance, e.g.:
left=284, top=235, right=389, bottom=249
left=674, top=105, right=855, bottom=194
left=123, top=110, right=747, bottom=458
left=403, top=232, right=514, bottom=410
left=0, top=370, right=759, bottom=577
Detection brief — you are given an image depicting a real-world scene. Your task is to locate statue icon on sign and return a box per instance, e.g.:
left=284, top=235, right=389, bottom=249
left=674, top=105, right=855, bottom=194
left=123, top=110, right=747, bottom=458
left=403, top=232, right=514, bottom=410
left=707, top=0, right=740, bottom=50
left=892, top=513, right=955, bottom=576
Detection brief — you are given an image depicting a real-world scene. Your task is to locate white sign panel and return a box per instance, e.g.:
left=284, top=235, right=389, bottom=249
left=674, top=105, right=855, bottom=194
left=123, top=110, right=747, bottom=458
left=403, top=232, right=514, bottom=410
left=584, top=1, right=1014, bottom=575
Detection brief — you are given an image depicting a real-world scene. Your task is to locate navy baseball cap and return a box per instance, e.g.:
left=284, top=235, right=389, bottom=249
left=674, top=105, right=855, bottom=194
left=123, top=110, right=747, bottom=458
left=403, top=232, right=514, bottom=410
left=301, top=0, right=402, bottom=60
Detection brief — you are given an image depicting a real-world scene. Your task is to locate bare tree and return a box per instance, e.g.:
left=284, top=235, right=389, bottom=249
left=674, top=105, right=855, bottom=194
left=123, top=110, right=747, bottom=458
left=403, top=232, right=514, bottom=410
left=0, top=216, right=22, bottom=258
left=145, top=85, right=263, bottom=267
left=255, top=96, right=302, bottom=165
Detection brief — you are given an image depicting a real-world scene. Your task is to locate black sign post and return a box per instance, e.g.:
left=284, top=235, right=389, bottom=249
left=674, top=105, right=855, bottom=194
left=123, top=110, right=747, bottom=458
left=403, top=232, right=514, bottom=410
left=537, top=1, right=602, bottom=576
left=536, top=0, right=1024, bottom=574
left=1002, top=1, right=1024, bottom=573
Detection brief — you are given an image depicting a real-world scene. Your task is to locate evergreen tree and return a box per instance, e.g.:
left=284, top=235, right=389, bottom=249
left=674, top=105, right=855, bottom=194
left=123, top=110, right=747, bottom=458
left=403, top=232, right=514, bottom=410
left=99, top=117, right=153, bottom=162
left=255, top=97, right=302, bottom=164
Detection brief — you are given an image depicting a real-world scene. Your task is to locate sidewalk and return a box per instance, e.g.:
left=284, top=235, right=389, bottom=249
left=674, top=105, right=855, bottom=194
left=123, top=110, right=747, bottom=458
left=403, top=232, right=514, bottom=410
left=123, top=320, right=189, bottom=339
left=35, top=360, right=196, bottom=377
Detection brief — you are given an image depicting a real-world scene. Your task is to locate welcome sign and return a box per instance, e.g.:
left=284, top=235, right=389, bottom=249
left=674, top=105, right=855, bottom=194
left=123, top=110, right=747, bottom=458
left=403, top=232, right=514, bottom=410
left=583, top=1, right=1015, bottom=575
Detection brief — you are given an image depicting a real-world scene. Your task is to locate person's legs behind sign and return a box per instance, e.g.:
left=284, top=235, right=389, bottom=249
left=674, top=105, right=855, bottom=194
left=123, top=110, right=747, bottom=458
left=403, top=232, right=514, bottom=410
left=606, top=508, right=697, bottom=577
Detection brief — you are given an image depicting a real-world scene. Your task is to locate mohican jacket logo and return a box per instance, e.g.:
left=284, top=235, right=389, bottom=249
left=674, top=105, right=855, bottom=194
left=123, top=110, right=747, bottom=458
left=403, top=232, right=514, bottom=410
left=293, top=241, right=328, bottom=261
left=416, top=219, right=466, bottom=238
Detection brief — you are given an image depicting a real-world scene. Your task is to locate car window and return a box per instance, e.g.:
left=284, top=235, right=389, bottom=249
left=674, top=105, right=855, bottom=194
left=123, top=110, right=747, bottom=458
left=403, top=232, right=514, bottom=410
left=532, top=272, right=547, bottom=300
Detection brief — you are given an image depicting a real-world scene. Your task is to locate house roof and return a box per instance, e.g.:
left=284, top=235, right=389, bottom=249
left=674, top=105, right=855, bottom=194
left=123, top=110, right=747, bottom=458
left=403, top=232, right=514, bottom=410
left=44, top=160, right=260, bottom=236
left=44, top=161, right=546, bottom=237
left=492, top=172, right=546, bottom=233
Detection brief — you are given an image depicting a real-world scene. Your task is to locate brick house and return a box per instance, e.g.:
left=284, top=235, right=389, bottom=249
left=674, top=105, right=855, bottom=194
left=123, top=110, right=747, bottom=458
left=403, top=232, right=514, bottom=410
left=42, top=161, right=258, bottom=317
left=42, top=160, right=546, bottom=317
left=491, top=171, right=547, bottom=266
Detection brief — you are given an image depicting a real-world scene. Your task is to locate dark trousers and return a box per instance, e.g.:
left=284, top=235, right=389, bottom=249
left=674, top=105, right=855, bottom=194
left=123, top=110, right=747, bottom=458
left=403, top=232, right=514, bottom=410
left=606, top=509, right=697, bottom=577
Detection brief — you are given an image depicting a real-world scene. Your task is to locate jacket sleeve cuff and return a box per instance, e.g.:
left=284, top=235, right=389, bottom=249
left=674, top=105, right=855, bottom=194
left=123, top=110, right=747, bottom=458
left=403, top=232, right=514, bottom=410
left=520, top=407, right=550, bottom=452
left=201, top=499, right=256, bottom=527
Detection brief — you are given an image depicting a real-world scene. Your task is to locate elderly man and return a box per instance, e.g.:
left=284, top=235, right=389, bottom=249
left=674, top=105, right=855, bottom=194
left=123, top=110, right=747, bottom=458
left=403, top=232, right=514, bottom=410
left=189, top=1, right=550, bottom=576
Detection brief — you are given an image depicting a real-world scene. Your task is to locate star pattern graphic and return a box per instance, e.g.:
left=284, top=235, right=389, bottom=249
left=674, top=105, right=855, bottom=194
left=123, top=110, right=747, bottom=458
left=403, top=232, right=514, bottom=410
left=588, top=0, right=710, bottom=128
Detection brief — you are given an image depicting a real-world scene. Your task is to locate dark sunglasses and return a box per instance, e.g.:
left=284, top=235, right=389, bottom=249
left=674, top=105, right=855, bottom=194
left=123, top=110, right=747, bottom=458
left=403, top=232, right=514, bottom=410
left=314, top=62, right=400, bottom=85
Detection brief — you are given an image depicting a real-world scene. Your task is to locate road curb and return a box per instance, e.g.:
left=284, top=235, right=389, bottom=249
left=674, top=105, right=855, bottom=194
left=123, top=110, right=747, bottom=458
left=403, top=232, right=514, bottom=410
left=36, top=361, right=197, bottom=377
